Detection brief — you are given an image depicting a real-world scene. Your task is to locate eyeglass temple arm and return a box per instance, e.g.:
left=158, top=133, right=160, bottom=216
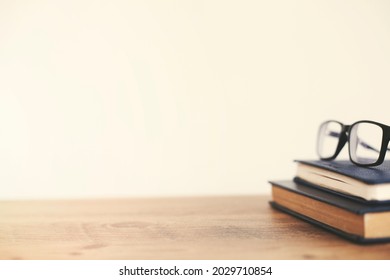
left=328, top=131, right=390, bottom=153
left=359, top=141, right=390, bottom=152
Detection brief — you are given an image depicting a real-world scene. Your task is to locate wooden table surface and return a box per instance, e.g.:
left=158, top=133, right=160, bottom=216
left=1, top=195, right=390, bottom=260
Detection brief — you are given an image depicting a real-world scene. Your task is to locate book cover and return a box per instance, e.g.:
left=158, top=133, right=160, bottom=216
left=295, top=159, right=390, bottom=184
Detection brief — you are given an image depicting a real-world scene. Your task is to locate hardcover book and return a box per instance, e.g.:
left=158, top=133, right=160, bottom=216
left=269, top=180, right=390, bottom=243
left=295, top=160, right=390, bottom=201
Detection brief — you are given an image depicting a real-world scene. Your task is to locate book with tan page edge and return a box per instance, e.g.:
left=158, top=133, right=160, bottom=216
left=270, top=180, right=390, bottom=243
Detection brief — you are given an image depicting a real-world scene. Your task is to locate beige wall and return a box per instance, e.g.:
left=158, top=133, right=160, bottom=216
left=1, top=0, right=390, bottom=199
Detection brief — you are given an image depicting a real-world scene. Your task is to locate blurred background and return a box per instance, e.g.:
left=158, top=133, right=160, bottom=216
left=0, top=0, right=390, bottom=199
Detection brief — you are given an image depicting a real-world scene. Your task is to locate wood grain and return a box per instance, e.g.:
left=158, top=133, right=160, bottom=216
left=1, top=195, right=390, bottom=260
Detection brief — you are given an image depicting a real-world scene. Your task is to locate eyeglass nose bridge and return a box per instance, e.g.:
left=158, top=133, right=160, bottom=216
left=333, top=125, right=350, bottom=159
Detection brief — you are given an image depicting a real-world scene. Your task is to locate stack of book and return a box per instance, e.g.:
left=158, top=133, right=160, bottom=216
left=269, top=160, right=390, bottom=243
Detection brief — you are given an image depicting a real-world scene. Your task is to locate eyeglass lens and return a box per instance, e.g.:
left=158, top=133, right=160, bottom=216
left=317, top=121, right=342, bottom=159
left=349, top=122, right=383, bottom=165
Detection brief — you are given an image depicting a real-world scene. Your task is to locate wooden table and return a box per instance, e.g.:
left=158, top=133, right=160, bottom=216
left=1, top=195, right=390, bottom=260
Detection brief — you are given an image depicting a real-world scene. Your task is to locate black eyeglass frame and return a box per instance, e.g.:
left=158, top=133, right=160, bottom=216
left=317, top=120, right=390, bottom=167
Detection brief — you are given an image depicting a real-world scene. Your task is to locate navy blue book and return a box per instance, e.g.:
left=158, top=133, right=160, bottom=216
left=269, top=180, right=390, bottom=243
left=295, top=160, right=390, bottom=202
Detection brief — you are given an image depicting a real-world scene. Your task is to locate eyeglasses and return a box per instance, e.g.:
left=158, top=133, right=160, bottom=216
left=317, top=120, right=390, bottom=167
